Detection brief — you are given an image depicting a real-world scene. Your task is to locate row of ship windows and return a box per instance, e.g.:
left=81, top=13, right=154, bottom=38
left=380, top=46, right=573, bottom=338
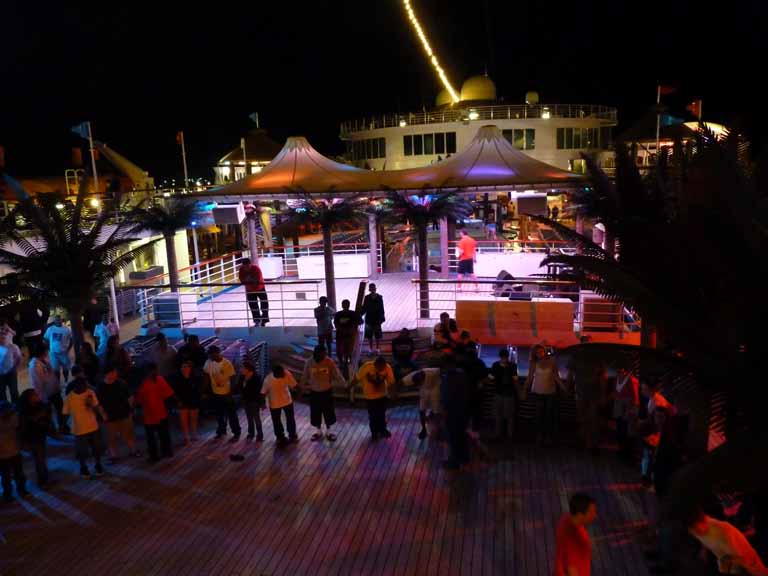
left=351, top=126, right=614, bottom=160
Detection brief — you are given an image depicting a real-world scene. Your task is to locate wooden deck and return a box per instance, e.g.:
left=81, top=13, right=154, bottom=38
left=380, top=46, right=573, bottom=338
left=1, top=404, right=655, bottom=576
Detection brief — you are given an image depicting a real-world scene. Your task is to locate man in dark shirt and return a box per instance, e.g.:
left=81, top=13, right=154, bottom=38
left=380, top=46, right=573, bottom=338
left=391, top=328, right=417, bottom=381
left=440, top=354, right=470, bottom=470
left=333, top=299, right=362, bottom=377
left=458, top=344, right=489, bottom=433
left=491, top=347, right=518, bottom=438
left=177, top=334, right=207, bottom=370
left=361, top=283, right=385, bottom=354
left=97, top=364, right=139, bottom=460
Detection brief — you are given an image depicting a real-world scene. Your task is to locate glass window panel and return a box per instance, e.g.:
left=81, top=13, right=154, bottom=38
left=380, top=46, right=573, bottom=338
left=446, top=132, right=456, bottom=153
left=424, top=133, right=434, bottom=155
left=557, top=128, right=565, bottom=150
left=526, top=129, right=535, bottom=150
left=404, top=135, right=413, bottom=156
left=513, top=129, right=525, bottom=149
left=435, top=132, right=445, bottom=154
left=565, top=128, right=573, bottom=149
left=502, top=129, right=513, bottom=145
left=414, top=134, right=423, bottom=155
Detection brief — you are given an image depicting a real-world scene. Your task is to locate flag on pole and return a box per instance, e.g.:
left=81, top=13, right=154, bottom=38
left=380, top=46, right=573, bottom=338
left=658, top=85, right=676, bottom=95
left=241, top=137, right=246, bottom=150
left=71, top=122, right=90, bottom=139
left=176, top=131, right=184, bottom=146
left=686, top=100, right=702, bottom=120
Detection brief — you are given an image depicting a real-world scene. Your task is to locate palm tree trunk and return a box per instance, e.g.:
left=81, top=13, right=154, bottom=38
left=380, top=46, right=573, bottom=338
left=165, top=232, right=180, bottom=292
left=322, top=225, right=337, bottom=309
left=68, top=305, right=85, bottom=359
left=417, top=224, right=430, bottom=319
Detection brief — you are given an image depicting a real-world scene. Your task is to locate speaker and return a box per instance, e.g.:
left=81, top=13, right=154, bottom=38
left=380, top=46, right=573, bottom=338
left=212, top=203, right=245, bottom=225
left=492, top=270, right=515, bottom=298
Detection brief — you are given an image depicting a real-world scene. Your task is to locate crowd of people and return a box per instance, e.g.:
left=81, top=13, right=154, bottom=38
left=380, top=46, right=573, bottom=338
left=1, top=298, right=766, bottom=576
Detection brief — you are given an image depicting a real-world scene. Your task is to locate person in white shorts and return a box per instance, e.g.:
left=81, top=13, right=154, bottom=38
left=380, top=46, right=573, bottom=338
left=44, top=316, right=73, bottom=382
left=401, top=367, right=441, bottom=440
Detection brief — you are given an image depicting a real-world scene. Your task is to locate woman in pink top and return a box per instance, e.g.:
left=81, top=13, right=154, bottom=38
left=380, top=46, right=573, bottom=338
left=135, top=363, right=175, bottom=463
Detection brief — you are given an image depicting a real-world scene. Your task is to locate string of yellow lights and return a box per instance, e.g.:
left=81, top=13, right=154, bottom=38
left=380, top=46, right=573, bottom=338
left=402, top=0, right=460, bottom=104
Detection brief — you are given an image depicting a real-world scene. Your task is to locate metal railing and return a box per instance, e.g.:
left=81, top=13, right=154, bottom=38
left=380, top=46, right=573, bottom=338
left=340, top=104, right=618, bottom=136
left=411, top=278, right=640, bottom=335
left=411, top=238, right=577, bottom=273
left=252, top=242, right=383, bottom=277
left=128, top=279, right=321, bottom=329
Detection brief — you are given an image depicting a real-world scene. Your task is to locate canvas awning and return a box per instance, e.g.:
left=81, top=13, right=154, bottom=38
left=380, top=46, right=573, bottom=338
left=192, top=125, right=584, bottom=202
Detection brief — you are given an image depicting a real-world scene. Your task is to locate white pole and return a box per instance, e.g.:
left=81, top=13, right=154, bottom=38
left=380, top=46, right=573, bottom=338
left=180, top=131, right=190, bottom=190
left=655, top=85, right=661, bottom=160
left=191, top=225, right=200, bottom=283
left=241, top=137, right=248, bottom=180
left=87, top=122, right=121, bottom=330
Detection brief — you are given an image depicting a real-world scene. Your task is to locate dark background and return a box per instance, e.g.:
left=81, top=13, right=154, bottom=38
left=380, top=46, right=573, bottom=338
left=2, top=0, right=766, bottom=180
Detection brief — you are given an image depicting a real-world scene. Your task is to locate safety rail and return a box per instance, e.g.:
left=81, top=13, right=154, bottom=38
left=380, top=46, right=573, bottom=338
left=125, top=280, right=321, bottom=329
left=253, top=242, right=383, bottom=277
left=410, top=278, right=641, bottom=337
left=412, top=238, right=577, bottom=273
left=340, top=104, right=617, bottom=136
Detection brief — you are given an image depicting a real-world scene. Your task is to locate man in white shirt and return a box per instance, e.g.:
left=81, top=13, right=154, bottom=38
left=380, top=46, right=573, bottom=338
left=688, top=508, right=768, bottom=575
left=203, top=346, right=240, bottom=442
left=44, top=315, right=73, bottom=382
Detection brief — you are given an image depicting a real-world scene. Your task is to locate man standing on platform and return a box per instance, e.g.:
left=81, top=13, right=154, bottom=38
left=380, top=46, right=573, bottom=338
left=457, top=229, right=478, bottom=286
left=554, top=493, right=597, bottom=576
left=334, top=299, right=361, bottom=377
left=314, top=297, right=335, bottom=353
left=361, top=283, right=385, bottom=355
left=238, top=257, right=269, bottom=326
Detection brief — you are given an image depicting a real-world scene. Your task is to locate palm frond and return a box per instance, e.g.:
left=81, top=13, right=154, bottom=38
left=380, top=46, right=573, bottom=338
left=525, top=214, right=608, bottom=259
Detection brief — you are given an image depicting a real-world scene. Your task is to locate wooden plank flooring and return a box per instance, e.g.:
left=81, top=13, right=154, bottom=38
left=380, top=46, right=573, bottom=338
left=1, top=404, right=652, bottom=576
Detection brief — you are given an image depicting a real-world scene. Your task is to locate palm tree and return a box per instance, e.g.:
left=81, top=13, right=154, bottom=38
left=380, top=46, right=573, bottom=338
left=386, top=191, right=472, bottom=319
left=130, top=200, right=197, bottom=292
left=288, top=193, right=368, bottom=309
left=531, top=128, right=768, bottom=515
left=0, top=174, right=158, bottom=354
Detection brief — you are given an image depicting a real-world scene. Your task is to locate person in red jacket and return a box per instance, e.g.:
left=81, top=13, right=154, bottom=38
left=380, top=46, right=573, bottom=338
left=238, top=257, right=269, bottom=326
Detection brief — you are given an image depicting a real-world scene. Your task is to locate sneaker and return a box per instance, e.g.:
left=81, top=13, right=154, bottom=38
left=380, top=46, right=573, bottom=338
left=246, top=434, right=255, bottom=441
left=418, top=429, right=428, bottom=440
left=94, top=467, right=105, bottom=477
left=326, top=432, right=337, bottom=442
left=228, top=435, right=240, bottom=444
left=289, top=436, right=299, bottom=444
left=276, top=437, right=289, bottom=448
left=256, top=434, right=264, bottom=442
left=311, top=432, right=323, bottom=442
left=80, top=468, right=91, bottom=479
left=214, top=433, right=224, bottom=440
left=17, top=488, right=30, bottom=497
left=381, top=429, right=392, bottom=439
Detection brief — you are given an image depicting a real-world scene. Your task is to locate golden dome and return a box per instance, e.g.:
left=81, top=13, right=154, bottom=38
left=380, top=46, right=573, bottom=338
left=460, top=75, right=497, bottom=102
left=435, top=89, right=453, bottom=107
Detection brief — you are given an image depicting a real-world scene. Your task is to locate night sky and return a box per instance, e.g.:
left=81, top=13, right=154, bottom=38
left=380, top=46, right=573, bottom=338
left=2, top=0, right=766, bottom=180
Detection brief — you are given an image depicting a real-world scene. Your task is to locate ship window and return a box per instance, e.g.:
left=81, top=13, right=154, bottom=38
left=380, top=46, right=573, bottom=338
left=404, top=135, right=413, bottom=156
left=413, top=134, right=423, bottom=155
left=573, top=128, right=582, bottom=149
left=557, top=128, right=565, bottom=150
left=446, top=132, right=456, bottom=153
left=366, top=139, right=373, bottom=159
left=424, top=133, right=434, bottom=155
left=435, top=132, right=445, bottom=154
left=378, top=138, right=386, bottom=158
left=525, top=129, right=535, bottom=150
left=565, top=128, right=574, bottom=149
left=502, top=129, right=513, bottom=145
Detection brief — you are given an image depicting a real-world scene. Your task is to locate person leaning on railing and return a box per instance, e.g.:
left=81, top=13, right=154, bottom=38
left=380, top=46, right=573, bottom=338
left=238, top=258, right=269, bottom=327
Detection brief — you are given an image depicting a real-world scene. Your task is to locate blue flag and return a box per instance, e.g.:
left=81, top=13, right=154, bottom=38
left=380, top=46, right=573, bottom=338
left=71, top=122, right=90, bottom=139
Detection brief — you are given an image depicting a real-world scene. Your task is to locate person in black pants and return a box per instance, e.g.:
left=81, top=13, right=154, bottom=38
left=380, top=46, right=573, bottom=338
left=135, top=363, right=174, bottom=463
left=238, top=258, right=269, bottom=326
left=240, top=360, right=265, bottom=441
left=18, top=389, right=53, bottom=487
left=440, top=355, right=470, bottom=470
left=261, top=364, right=298, bottom=447
left=361, top=283, right=385, bottom=354
left=457, top=343, right=489, bottom=433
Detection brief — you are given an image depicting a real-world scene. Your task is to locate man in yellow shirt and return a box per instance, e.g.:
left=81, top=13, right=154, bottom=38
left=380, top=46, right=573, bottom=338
left=357, top=356, right=394, bottom=440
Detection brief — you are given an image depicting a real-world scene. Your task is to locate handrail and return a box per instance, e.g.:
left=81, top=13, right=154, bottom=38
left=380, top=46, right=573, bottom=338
left=118, top=279, right=322, bottom=290
left=409, top=277, right=577, bottom=286
left=340, top=103, right=618, bottom=135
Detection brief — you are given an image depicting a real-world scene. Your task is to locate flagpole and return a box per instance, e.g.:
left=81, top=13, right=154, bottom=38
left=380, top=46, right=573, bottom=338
left=180, top=131, right=190, bottom=190
left=86, top=121, right=121, bottom=331
left=241, top=137, right=248, bottom=180
left=655, top=85, right=661, bottom=159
